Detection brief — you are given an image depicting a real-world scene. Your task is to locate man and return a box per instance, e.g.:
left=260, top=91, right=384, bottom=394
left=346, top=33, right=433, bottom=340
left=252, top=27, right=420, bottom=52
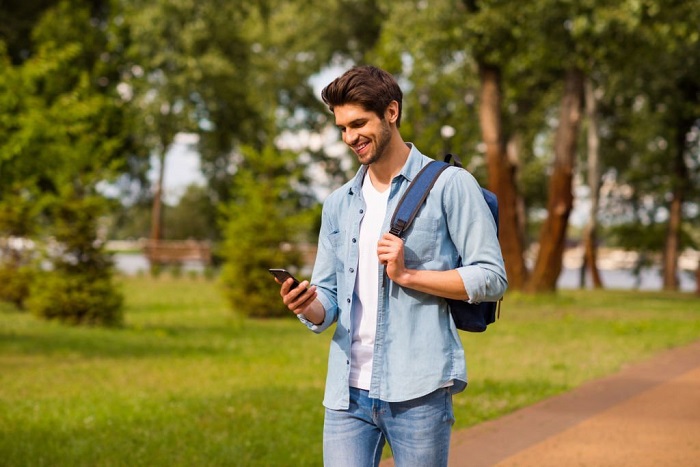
left=277, top=65, right=507, bottom=466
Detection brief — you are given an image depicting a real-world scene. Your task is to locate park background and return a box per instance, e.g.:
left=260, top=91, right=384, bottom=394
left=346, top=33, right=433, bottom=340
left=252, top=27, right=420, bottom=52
left=1, top=0, right=699, bottom=465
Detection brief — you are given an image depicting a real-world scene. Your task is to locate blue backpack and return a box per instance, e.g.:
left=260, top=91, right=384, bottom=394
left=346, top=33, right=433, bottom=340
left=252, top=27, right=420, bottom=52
left=389, top=154, right=502, bottom=332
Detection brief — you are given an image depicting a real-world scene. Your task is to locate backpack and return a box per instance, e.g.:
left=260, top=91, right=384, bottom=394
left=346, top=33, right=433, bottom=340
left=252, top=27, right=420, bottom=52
left=389, top=153, right=502, bottom=332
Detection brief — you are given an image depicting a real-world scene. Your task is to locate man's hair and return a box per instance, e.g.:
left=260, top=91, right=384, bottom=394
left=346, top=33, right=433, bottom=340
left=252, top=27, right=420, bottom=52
left=321, top=65, right=403, bottom=127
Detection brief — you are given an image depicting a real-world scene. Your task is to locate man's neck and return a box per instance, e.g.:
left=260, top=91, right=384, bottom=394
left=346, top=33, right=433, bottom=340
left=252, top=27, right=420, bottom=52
left=367, top=134, right=410, bottom=191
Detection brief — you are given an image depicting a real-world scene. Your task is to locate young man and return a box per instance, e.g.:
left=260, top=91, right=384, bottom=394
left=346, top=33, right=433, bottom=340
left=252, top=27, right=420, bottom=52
left=277, top=65, right=507, bottom=466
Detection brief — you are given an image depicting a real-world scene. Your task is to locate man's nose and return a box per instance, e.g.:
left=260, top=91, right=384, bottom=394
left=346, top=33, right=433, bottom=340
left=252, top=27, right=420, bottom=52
left=344, top=128, right=358, bottom=145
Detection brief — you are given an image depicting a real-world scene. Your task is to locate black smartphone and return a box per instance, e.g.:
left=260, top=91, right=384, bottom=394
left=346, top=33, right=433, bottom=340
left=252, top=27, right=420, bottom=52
left=268, top=268, right=301, bottom=289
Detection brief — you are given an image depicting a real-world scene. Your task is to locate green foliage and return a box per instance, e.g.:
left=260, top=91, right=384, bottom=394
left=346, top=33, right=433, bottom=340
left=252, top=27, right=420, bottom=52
left=219, top=145, right=308, bottom=318
left=163, top=184, right=219, bottom=240
left=607, top=221, right=697, bottom=253
left=1, top=0, right=699, bottom=309
left=0, top=188, right=42, bottom=310
left=107, top=184, right=220, bottom=241
left=0, top=1, right=134, bottom=324
left=27, top=191, right=124, bottom=326
left=27, top=271, right=123, bottom=326
left=0, top=264, right=34, bottom=309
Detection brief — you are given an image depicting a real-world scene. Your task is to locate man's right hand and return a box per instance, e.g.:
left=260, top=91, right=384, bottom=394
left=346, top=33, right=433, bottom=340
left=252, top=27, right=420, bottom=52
left=277, top=278, right=323, bottom=324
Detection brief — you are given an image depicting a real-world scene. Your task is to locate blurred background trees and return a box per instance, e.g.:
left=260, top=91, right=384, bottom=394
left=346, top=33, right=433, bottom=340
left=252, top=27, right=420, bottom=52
left=0, top=0, right=698, bottom=322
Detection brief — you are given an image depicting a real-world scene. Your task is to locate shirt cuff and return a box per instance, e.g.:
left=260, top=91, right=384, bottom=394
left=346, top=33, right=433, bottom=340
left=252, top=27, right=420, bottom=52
left=458, top=266, right=487, bottom=303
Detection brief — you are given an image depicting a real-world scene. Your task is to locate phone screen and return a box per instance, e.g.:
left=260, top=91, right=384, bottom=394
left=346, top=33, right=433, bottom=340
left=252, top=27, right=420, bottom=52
left=268, top=269, right=301, bottom=289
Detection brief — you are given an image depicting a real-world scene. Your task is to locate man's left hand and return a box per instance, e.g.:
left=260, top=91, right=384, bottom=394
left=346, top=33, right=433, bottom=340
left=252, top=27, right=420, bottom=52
left=377, top=233, right=407, bottom=283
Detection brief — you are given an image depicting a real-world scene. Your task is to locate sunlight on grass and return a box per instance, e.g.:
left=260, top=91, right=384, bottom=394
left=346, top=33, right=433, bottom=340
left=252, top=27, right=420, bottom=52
left=1, top=278, right=698, bottom=465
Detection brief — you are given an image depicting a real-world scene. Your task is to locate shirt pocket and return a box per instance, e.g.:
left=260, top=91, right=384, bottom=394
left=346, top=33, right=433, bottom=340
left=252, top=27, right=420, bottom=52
left=403, top=216, right=439, bottom=268
left=327, top=230, right=345, bottom=271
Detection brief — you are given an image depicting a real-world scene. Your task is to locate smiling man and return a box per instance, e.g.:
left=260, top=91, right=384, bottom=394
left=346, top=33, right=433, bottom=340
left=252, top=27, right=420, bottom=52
left=276, top=65, right=507, bottom=467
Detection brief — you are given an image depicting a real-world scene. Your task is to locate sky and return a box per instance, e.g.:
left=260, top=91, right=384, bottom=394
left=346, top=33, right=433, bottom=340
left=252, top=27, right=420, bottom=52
left=148, top=132, right=206, bottom=205
left=155, top=66, right=343, bottom=205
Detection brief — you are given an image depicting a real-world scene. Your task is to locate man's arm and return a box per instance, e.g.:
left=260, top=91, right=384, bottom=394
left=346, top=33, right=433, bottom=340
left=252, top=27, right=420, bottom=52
left=378, top=168, right=507, bottom=302
left=378, top=233, right=469, bottom=300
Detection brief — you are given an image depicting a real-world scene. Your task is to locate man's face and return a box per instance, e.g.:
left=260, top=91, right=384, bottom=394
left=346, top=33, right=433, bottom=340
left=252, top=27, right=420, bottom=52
left=333, top=104, right=393, bottom=166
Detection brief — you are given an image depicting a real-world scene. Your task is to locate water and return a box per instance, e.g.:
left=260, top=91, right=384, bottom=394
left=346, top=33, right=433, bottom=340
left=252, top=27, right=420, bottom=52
left=557, top=267, right=696, bottom=292
left=114, top=253, right=697, bottom=293
left=113, top=253, right=206, bottom=275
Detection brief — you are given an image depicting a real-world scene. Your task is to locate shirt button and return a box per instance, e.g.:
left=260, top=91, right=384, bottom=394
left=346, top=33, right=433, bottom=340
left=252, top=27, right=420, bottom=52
left=347, top=298, right=351, bottom=303
left=352, top=238, right=356, bottom=243
left=359, top=209, right=364, bottom=214
left=349, top=268, right=354, bottom=273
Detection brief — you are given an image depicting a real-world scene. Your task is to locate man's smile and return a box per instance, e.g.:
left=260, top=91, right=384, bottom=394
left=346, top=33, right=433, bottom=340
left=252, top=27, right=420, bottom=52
left=354, top=141, right=370, bottom=154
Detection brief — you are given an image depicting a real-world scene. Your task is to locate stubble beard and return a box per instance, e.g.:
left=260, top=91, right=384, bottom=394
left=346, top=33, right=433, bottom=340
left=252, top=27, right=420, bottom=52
left=359, top=120, right=393, bottom=166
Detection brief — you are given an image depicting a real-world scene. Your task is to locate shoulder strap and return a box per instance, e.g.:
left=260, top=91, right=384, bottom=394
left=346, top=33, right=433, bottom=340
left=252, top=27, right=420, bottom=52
left=389, top=161, right=450, bottom=237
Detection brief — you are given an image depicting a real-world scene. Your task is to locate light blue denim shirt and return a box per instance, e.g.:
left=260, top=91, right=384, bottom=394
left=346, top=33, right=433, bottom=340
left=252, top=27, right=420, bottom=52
left=300, top=144, right=508, bottom=410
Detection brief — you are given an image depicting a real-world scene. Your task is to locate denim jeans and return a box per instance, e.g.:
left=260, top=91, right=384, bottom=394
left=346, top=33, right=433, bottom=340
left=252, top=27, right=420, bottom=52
left=323, top=387, right=455, bottom=467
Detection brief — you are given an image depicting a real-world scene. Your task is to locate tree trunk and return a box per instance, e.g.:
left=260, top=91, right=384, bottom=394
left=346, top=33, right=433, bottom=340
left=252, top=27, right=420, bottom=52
left=150, top=151, right=166, bottom=243
left=478, top=63, right=529, bottom=289
left=581, top=76, right=604, bottom=289
left=662, top=114, right=694, bottom=290
left=527, top=68, right=584, bottom=293
left=662, top=192, right=682, bottom=290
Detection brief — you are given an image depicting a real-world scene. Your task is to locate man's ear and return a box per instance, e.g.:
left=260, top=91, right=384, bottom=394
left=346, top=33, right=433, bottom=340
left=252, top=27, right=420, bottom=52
left=384, top=100, right=400, bottom=124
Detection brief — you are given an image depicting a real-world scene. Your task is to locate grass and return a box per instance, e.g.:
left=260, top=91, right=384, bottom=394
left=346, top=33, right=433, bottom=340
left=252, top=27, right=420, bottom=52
left=0, top=277, right=698, bottom=466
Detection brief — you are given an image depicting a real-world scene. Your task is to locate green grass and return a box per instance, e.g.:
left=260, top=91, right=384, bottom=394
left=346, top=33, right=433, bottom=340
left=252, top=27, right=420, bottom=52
left=1, top=277, right=698, bottom=466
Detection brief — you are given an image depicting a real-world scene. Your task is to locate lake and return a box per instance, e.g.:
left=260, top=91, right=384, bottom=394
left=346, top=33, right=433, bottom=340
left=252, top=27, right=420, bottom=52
left=113, top=253, right=697, bottom=293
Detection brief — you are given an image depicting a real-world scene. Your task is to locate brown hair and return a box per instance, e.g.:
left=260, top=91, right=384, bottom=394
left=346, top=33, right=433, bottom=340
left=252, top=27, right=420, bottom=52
left=321, top=65, right=403, bottom=127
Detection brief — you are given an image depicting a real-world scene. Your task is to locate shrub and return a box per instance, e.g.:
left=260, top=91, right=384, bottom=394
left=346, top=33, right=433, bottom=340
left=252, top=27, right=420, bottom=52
left=28, top=192, right=125, bottom=326
left=28, top=271, right=123, bottom=326
left=0, top=263, right=34, bottom=309
left=219, top=145, right=311, bottom=318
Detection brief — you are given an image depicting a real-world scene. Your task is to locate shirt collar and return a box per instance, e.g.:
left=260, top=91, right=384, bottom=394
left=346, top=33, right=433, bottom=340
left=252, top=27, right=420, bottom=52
left=397, top=143, right=426, bottom=183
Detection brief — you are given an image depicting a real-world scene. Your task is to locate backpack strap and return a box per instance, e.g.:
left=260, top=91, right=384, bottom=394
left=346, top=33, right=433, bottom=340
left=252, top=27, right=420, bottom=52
left=444, top=153, right=463, bottom=167
left=389, top=161, right=450, bottom=237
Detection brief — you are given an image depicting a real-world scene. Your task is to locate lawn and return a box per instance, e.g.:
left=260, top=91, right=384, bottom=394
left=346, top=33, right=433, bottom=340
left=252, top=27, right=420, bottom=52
left=0, top=276, right=698, bottom=466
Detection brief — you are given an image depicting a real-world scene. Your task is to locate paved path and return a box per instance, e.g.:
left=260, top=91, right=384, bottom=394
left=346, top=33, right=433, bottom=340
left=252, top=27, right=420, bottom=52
left=383, top=340, right=700, bottom=466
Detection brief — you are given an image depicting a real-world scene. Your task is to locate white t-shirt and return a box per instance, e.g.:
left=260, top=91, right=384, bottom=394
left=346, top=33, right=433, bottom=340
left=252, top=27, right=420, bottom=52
left=349, top=174, right=389, bottom=390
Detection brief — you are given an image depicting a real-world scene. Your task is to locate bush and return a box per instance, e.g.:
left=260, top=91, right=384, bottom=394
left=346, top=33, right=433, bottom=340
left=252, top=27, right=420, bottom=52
left=26, top=192, right=125, bottom=326
left=0, top=263, right=34, bottom=309
left=28, top=271, right=123, bottom=326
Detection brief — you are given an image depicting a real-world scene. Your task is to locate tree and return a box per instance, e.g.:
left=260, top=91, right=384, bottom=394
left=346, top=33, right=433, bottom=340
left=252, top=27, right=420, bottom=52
left=219, top=145, right=308, bottom=318
left=0, top=0, right=60, bottom=63
left=118, top=0, right=209, bottom=243
left=0, top=0, right=134, bottom=324
left=0, top=44, right=45, bottom=308
left=595, top=0, right=700, bottom=291
left=645, top=4, right=700, bottom=290
left=164, top=184, right=219, bottom=241
left=581, top=76, right=604, bottom=288
left=528, top=68, right=584, bottom=292
left=458, top=0, right=532, bottom=290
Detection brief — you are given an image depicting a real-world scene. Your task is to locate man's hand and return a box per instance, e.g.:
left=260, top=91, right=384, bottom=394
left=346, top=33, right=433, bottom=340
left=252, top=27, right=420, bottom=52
left=276, top=278, right=323, bottom=324
left=377, top=233, right=408, bottom=284
left=377, top=232, right=470, bottom=301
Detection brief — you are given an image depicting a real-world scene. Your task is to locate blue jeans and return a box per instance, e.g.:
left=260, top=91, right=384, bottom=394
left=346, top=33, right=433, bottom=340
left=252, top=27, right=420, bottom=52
left=323, top=387, right=455, bottom=467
